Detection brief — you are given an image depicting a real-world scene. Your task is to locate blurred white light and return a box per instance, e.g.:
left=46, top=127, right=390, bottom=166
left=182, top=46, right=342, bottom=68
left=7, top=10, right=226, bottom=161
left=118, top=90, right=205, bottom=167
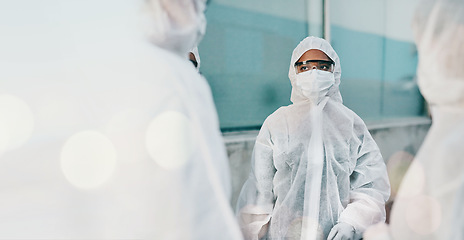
left=146, top=111, right=195, bottom=170
left=0, top=94, right=35, bottom=156
left=399, top=161, right=426, bottom=199
left=406, top=195, right=442, bottom=235
left=387, top=151, right=415, bottom=198
left=61, top=131, right=117, bottom=189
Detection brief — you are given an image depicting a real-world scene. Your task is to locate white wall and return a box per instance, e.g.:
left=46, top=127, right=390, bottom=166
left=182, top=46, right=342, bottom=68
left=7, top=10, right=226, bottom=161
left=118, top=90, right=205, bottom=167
left=214, top=0, right=421, bottom=42
left=331, top=0, right=421, bottom=42
left=213, top=0, right=308, bottom=22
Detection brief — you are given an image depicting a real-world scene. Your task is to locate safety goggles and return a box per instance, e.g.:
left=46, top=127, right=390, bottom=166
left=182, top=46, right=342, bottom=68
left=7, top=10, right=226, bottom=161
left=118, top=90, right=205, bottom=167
left=294, top=60, right=334, bottom=73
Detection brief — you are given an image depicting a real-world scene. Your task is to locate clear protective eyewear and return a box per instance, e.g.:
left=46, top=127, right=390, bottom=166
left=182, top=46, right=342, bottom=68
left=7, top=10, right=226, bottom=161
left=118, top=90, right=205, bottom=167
left=294, top=60, right=334, bottom=73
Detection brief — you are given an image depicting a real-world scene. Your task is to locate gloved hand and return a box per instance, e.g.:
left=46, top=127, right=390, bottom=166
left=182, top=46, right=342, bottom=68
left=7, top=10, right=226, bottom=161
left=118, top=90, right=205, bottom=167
left=327, top=222, right=356, bottom=240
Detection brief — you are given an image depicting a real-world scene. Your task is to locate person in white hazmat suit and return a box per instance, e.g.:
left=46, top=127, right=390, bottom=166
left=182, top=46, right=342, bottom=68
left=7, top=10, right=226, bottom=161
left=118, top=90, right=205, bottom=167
left=364, top=0, right=464, bottom=239
left=236, top=36, right=390, bottom=240
left=0, top=0, right=242, bottom=239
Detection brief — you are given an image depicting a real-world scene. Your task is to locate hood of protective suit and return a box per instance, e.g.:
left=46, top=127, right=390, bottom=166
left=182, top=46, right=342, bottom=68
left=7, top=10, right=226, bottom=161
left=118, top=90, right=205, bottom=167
left=413, top=0, right=464, bottom=109
left=143, top=0, right=207, bottom=57
left=288, top=36, right=343, bottom=104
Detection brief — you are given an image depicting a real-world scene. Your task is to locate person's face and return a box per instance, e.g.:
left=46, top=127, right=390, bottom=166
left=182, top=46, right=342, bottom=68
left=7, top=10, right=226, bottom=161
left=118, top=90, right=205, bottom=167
left=295, top=49, right=334, bottom=73
left=189, top=52, right=198, bottom=68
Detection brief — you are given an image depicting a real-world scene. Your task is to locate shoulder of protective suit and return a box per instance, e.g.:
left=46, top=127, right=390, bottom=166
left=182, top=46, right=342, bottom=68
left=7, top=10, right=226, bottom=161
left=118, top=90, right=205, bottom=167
left=325, top=101, right=357, bottom=118
left=323, top=101, right=371, bottom=133
left=261, top=106, right=289, bottom=127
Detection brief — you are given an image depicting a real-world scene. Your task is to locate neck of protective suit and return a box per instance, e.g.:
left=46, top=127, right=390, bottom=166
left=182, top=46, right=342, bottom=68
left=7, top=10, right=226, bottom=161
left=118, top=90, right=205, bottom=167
left=295, top=69, right=335, bottom=105
left=289, top=36, right=343, bottom=104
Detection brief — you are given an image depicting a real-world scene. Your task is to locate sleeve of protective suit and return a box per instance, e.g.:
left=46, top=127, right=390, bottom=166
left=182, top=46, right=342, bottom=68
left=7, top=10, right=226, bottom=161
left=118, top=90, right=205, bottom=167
left=338, top=118, right=391, bottom=237
left=236, top=121, right=276, bottom=240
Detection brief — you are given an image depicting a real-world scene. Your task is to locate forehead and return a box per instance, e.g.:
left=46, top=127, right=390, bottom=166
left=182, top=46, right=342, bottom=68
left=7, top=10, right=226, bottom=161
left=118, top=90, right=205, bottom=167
left=297, top=49, right=331, bottom=62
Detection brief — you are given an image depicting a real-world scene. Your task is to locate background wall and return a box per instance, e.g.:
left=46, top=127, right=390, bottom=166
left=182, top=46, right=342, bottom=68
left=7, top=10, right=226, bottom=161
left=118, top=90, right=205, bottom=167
left=331, top=0, right=424, bottom=120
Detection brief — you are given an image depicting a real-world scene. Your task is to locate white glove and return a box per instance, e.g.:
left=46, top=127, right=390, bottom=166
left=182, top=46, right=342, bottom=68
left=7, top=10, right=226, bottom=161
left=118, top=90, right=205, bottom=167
left=327, top=222, right=356, bottom=240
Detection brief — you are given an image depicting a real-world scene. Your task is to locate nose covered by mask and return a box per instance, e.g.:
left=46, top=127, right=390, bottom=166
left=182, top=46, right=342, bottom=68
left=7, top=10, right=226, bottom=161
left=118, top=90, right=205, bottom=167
left=295, top=69, right=335, bottom=104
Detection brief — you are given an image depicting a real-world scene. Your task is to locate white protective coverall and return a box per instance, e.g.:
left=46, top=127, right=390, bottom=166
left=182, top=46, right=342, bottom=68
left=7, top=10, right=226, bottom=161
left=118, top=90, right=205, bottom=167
left=364, top=0, right=464, bottom=239
left=236, top=36, right=390, bottom=240
left=0, top=0, right=242, bottom=239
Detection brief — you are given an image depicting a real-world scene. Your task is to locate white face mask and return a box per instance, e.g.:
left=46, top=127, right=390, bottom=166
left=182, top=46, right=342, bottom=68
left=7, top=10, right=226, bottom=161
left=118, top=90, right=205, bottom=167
left=295, top=69, right=335, bottom=104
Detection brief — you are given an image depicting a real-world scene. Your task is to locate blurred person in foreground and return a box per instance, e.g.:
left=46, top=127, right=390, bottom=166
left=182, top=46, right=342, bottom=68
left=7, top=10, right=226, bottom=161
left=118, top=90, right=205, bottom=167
left=364, top=0, right=464, bottom=239
left=0, top=0, right=242, bottom=239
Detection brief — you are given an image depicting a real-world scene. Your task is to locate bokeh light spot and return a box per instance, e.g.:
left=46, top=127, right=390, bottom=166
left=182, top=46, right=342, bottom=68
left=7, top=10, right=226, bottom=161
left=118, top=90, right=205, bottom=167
left=399, top=160, right=426, bottom=199
left=145, top=111, right=195, bottom=170
left=406, top=195, right=442, bottom=235
left=61, top=131, right=117, bottom=189
left=0, top=94, right=35, bottom=156
left=387, top=151, right=415, bottom=198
